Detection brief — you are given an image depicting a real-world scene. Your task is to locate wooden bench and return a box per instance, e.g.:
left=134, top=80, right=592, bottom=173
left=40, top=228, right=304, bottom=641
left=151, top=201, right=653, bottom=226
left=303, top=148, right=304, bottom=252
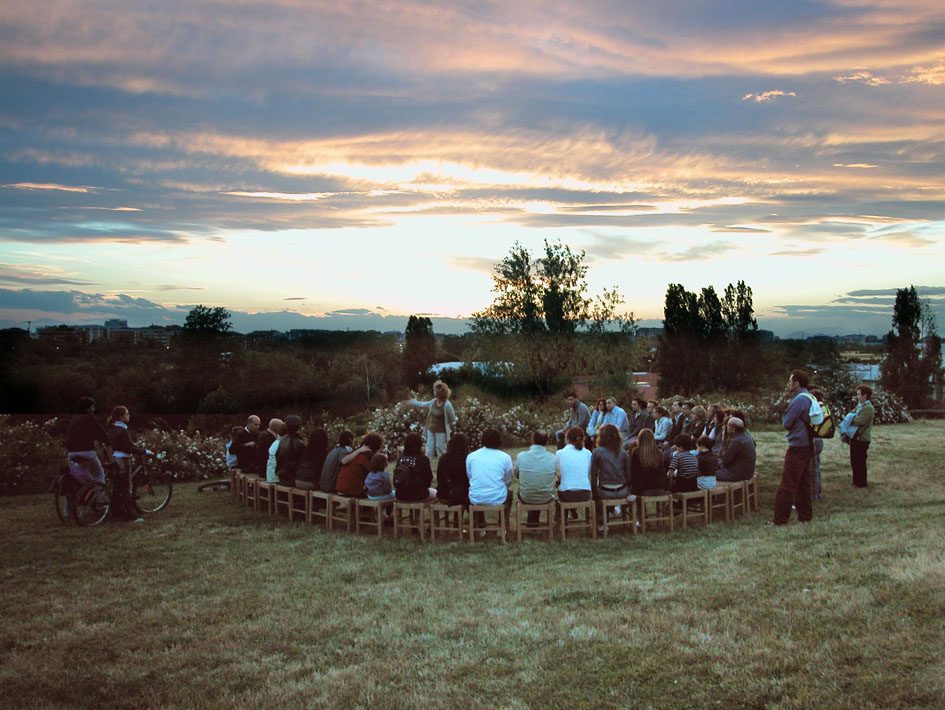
left=557, top=500, right=596, bottom=540
left=469, top=504, right=508, bottom=542
left=515, top=501, right=556, bottom=542
left=430, top=503, right=465, bottom=542
left=393, top=501, right=430, bottom=541
left=597, top=496, right=637, bottom=538
left=288, top=488, right=311, bottom=523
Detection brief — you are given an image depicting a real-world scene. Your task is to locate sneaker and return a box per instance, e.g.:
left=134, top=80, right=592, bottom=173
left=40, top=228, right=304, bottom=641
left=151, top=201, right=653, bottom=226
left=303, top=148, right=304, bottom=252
left=613, top=505, right=622, bottom=516
left=130, top=517, right=144, bottom=523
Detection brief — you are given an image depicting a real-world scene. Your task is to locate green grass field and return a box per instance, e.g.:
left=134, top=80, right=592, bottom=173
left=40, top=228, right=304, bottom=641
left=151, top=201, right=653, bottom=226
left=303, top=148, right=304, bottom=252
left=3, top=422, right=944, bottom=708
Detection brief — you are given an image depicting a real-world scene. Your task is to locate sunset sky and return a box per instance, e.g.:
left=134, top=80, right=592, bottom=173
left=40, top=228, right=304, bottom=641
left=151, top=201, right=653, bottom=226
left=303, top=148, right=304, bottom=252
left=1, top=0, right=943, bottom=336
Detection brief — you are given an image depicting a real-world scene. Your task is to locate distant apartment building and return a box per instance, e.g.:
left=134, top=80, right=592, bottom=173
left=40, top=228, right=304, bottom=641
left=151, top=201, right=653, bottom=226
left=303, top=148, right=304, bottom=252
left=37, top=322, right=178, bottom=347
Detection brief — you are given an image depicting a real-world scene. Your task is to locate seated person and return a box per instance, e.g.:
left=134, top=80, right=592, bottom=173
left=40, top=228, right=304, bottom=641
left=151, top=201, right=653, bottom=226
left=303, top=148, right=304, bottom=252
left=695, top=435, right=718, bottom=491
left=365, top=452, right=395, bottom=501
left=394, top=432, right=436, bottom=502
left=625, top=398, right=655, bottom=448
left=295, top=427, right=328, bottom=491
left=319, top=429, right=354, bottom=493
left=275, top=414, right=306, bottom=487
left=685, top=405, right=708, bottom=440
left=628, top=429, right=669, bottom=496
left=555, top=393, right=590, bottom=449
left=514, top=429, right=557, bottom=525
left=435, top=433, right=469, bottom=506
left=668, top=434, right=700, bottom=493
left=591, top=424, right=631, bottom=508
left=716, top=417, right=756, bottom=482
left=556, top=426, right=592, bottom=503
left=467, top=428, right=513, bottom=508
left=225, top=426, right=241, bottom=470
left=652, top=406, right=672, bottom=447
left=335, top=432, right=384, bottom=497
left=257, top=418, right=284, bottom=479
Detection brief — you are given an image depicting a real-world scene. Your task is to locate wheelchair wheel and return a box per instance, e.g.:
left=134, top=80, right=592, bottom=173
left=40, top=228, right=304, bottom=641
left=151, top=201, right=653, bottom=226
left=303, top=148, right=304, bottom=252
left=72, top=482, right=110, bottom=527
left=132, top=463, right=173, bottom=513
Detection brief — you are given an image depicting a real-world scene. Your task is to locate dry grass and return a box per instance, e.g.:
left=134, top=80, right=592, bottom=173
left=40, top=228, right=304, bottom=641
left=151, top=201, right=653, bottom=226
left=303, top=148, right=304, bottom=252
left=2, top=422, right=944, bottom=708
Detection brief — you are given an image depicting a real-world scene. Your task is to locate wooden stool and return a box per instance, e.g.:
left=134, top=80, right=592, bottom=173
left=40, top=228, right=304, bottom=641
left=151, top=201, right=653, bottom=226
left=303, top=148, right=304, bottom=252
left=328, top=495, right=355, bottom=532
left=638, top=494, right=674, bottom=533
left=288, top=488, right=311, bottom=523
left=515, top=501, right=556, bottom=542
left=309, top=491, right=331, bottom=527
left=274, top=485, right=293, bottom=517
left=242, top=474, right=258, bottom=508
left=707, top=485, right=731, bottom=523
left=430, top=503, right=465, bottom=542
left=230, top=469, right=239, bottom=500
left=557, top=499, right=596, bottom=540
left=673, top=490, right=708, bottom=529
left=728, top=481, right=747, bottom=518
left=255, top=481, right=275, bottom=514
left=597, top=497, right=637, bottom=538
left=236, top=473, right=248, bottom=506
left=393, top=501, right=430, bottom=541
left=356, top=498, right=394, bottom=538
left=746, top=475, right=759, bottom=511
left=468, top=504, right=508, bottom=542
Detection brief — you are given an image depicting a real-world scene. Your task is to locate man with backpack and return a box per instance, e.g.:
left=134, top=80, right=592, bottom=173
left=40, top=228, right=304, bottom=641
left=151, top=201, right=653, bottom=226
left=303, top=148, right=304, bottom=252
left=771, top=370, right=816, bottom=526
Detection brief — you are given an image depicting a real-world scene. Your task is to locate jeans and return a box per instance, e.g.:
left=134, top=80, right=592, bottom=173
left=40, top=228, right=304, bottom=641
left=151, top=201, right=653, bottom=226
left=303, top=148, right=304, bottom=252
left=812, top=438, right=824, bottom=499
left=850, top=440, right=870, bottom=487
left=425, top=431, right=448, bottom=459
left=773, top=446, right=813, bottom=524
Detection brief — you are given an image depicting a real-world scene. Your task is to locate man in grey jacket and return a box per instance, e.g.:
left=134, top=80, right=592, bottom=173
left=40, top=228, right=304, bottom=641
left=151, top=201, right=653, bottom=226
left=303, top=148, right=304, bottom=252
left=772, top=370, right=814, bottom=525
left=716, top=417, right=755, bottom=481
left=555, top=393, right=590, bottom=449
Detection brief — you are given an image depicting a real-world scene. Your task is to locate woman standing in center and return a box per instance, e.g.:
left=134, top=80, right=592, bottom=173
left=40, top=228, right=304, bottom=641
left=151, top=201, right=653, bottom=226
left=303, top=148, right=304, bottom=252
left=404, top=380, right=458, bottom=459
left=556, top=426, right=592, bottom=503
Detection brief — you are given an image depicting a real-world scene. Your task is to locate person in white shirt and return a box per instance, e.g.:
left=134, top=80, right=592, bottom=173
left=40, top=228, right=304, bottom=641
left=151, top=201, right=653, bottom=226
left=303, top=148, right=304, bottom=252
left=555, top=427, right=593, bottom=503
left=467, top=428, right=513, bottom=507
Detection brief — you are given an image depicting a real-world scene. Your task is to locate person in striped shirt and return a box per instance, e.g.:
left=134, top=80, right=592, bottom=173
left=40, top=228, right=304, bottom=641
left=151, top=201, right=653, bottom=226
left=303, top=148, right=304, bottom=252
left=668, top=434, right=700, bottom=493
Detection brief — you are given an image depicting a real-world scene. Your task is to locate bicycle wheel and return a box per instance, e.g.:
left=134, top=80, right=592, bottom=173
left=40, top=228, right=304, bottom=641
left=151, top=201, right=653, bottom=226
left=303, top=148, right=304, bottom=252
left=53, top=476, right=69, bottom=523
left=132, top=463, right=172, bottom=513
left=72, top=481, right=110, bottom=527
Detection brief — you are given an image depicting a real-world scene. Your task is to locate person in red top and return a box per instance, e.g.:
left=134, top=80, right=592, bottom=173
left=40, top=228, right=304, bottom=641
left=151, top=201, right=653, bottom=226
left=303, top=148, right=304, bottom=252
left=334, top=432, right=384, bottom=497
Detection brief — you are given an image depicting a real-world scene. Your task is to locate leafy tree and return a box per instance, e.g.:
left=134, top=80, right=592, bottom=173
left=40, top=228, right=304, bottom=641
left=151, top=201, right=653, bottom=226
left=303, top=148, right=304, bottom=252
left=881, top=286, right=942, bottom=407
left=471, top=240, right=633, bottom=394
left=182, top=305, right=232, bottom=336
left=403, top=315, right=436, bottom=386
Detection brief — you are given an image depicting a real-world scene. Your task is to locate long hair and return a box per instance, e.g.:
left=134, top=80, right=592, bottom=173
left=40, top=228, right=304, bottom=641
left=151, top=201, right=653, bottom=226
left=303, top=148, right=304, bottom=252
left=635, top=428, right=661, bottom=470
left=107, top=405, right=128, bottom=425
left=305, top=427, right=329, bottom=460
left=595, top=424, right=622, bottom=452
left=445, top=432, right=468, bottom=459
left=403, top=432, right=424, bottom=456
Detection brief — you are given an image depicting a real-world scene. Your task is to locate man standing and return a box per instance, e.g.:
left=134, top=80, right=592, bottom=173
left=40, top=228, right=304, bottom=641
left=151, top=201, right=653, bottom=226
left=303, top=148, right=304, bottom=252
left=514, top=430, right=557, bottom=525
left=233, top=415, right=260, bottom=471
left=555, top=393, right=590, bottom=449
left=772, top=370, right=814, bottom=525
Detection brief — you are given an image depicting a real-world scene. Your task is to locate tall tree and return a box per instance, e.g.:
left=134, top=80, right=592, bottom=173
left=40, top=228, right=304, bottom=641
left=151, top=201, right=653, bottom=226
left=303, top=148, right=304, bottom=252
left=881, top=286, right=942, bottom=407
left=403, top=315, right=436, bottom=387
left=471, top=239, right=632, bottom=394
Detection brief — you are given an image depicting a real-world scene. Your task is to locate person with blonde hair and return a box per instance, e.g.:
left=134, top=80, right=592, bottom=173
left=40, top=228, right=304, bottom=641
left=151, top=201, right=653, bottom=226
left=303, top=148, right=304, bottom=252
left=403, top=379, right=458, bottom=459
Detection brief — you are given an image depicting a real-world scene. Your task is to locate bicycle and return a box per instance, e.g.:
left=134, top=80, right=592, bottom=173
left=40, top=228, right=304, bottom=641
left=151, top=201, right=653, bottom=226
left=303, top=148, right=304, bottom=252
left=52, top=458, right=100, bottom=523
left=72, top=453, right=173, bottom=526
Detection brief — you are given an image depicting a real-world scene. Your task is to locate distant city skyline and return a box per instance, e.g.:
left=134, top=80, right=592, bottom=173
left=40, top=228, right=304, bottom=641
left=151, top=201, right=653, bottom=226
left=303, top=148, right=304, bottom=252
left=1, top=2, right=943, bottom=335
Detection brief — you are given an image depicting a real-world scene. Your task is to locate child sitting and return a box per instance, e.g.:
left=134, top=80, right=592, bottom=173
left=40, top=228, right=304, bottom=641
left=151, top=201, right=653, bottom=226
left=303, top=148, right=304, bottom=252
left=668, top=434, right=700, bottom=493
left=225, top=426, right=241, bottom=470
left=364, top=453, right=395, bottom=501
left=695, top=435, right=718, bottom=491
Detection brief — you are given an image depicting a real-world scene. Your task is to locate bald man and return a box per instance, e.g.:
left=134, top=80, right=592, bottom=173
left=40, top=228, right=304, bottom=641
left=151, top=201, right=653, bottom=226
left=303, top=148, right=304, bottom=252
left=716, top=417, right=756, bottom=482
left=255, top=418, right=284, bottom=478
left=233, top=415, right=260, bottom=471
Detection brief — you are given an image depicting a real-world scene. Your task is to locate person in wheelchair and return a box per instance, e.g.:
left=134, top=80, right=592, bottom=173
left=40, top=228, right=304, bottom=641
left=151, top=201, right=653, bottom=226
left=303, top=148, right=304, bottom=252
left=107, top=405, right=154, bottom=523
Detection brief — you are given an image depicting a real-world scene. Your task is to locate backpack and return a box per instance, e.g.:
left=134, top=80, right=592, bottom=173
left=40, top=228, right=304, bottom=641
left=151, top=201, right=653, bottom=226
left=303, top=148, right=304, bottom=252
left=393, top=456, right=416, bottom=491
left=801, top=393, right=835, bottom=439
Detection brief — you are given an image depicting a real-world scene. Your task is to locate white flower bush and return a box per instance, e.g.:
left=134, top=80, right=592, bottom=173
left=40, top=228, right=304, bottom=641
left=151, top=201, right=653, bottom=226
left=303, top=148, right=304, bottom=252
left=136, top=429, right=228, bottom=480
left=0, top=416, right=64, bottom=494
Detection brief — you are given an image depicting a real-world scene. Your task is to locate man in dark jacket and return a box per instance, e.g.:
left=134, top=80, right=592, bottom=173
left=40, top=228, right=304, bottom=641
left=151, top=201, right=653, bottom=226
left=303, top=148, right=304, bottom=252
left=232, top=415, right=260, bottom=471
left=716, top=417, right=756, bottom=482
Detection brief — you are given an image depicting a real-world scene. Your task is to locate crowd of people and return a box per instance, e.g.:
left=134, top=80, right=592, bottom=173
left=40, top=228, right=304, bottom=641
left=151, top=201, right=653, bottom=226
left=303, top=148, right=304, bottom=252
left=224, top=380, right=766, bottom=523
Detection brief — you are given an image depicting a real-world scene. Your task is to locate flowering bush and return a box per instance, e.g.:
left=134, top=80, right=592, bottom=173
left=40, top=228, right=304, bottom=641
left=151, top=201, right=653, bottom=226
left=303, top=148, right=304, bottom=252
left=498, top=403, right=554, bottom=444
left=136, top=429, right=229, bottom=480
left=0, top=416, right=65, bottom=495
